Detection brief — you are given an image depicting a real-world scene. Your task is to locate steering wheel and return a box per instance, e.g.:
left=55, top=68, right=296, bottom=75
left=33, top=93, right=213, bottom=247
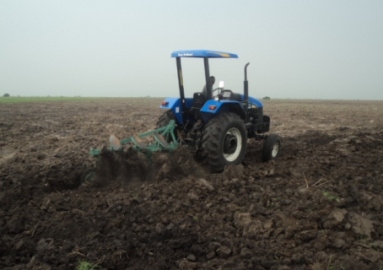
left=212, top=87, right=223, bottom=97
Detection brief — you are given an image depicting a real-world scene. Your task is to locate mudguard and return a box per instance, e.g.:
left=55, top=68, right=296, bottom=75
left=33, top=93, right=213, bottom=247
left=159, top=97, right=194, bottom=124
left=159, top=97, right=183, bottom=124
left=247, top=96, right=264, bottom=108
left=200, top=100, right=246, bottom=123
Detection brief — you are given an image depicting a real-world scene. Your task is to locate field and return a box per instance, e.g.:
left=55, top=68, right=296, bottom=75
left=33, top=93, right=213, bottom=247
left=1, top=98, right=383, bottom=269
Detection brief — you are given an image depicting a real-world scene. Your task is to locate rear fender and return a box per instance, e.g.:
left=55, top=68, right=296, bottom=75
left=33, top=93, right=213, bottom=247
left=159, top=98, right=183, bottom=124
left=248, top=96, right=264, bottom=108
left=200, top=100, right=246, bottom=123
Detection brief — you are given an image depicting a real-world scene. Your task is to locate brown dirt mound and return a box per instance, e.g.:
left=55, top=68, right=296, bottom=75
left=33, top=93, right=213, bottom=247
left=77, top=146, right=209, bottom=189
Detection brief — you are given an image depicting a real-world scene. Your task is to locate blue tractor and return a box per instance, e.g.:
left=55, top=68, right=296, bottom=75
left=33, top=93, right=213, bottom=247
left=156, top=49, right=281, bottom=173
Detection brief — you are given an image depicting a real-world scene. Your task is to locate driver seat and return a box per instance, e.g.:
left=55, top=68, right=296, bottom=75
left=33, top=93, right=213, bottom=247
left=192, top=92, right=207, bottom=109
left=191, top=92, right=207, bottom=119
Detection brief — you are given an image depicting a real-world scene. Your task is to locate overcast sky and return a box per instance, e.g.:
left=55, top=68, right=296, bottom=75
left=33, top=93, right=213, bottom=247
left=1, top=0, right=382, bottom=100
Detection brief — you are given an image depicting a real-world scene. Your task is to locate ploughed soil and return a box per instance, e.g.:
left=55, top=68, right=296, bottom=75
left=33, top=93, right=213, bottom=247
left=1, top=98, right=383, bottom=269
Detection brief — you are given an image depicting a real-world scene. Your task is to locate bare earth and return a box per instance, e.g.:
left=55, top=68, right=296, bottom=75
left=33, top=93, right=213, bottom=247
left=1, top=99, right=383, bottom=269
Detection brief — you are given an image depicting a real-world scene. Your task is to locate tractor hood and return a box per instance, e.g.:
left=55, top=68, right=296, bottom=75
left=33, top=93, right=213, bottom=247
left=171, top=50, right=238, bottom=58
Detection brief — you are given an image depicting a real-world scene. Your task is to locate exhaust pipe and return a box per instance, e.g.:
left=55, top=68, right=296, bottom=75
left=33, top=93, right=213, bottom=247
left=244, top=63, right=250, bottom=114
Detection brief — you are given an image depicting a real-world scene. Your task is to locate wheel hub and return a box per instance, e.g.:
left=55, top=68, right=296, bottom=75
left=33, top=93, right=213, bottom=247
left=272, top=143, right=279, bottom=157
left=224, top=134, right=237, bottom=154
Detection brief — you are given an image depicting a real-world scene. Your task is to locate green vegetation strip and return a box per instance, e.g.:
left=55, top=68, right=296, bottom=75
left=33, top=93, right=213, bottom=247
left=0, top=97, right=155, bottom=104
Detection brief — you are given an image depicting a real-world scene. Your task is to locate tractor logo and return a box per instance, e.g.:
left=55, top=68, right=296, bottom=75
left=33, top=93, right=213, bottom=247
left=178, top=53, right=193, bottom=57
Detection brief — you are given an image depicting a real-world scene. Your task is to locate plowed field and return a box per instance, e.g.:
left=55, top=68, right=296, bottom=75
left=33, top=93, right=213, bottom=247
left=1, top=99, right=383, bottom=269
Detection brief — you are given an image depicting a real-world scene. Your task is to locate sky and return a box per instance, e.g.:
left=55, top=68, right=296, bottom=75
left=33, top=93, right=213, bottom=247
left=1, top=0, right=382, bottom=100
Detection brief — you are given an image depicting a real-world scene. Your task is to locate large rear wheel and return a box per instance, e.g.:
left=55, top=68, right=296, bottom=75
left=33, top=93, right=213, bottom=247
left=201, top=113, right=247, bottom=173
left=156, top=110, right=175, bottom=128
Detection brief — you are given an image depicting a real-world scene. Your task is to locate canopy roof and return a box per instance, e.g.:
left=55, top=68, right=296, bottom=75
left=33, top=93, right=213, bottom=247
left=171, top=50, right=238, bottom=58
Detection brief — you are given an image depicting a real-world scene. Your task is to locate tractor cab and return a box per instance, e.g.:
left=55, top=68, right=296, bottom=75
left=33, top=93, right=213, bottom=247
left=160, top=50, right=251, bottom=125
left=170, top=50, right=238, bottom=101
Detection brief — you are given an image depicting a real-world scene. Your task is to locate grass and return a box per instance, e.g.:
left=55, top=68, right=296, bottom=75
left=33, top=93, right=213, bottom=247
left=0, top=96, right=166, bottom=104
left=76, top=260, right=98, bottom=270
left=0, top=96, right=128, bottom=104
left=322, top=191, right=340, bottom=202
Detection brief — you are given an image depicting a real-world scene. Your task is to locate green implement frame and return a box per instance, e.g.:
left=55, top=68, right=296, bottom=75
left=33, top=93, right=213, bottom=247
left=90, top=120, right=179, bottom=157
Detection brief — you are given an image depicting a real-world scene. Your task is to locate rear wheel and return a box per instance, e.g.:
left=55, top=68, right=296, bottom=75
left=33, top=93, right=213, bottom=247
left=156, top=110, right=175, bottom=128
left=262, top=134, right=281, bottom=162
left=201, top=113, right=247, bottom=173
left=156, top=110, right=177, bottom=142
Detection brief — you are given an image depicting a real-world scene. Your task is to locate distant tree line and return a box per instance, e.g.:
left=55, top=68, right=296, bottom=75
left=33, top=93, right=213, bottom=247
left=3, top=93, right=10, bottom=97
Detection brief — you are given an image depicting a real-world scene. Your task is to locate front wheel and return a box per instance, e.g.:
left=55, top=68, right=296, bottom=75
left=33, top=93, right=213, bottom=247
left=201, top=113, right=247, bottom=173
left=262, top=134, right=281, bottom=162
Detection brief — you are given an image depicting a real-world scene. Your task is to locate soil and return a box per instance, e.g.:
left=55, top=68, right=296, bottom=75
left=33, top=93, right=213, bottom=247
left=1, top=98, right=383, bottom=270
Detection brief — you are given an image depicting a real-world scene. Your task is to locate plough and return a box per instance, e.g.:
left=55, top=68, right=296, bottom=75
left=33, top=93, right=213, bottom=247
left=90, top=120, right=179, bottom=157
left=81, top=120, right=179, bottom=185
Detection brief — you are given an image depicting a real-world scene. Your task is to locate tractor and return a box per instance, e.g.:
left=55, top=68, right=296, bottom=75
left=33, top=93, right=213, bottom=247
left=83, top=49, right=280, bottom=182
left=155, top=49, right=280, bottom=173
